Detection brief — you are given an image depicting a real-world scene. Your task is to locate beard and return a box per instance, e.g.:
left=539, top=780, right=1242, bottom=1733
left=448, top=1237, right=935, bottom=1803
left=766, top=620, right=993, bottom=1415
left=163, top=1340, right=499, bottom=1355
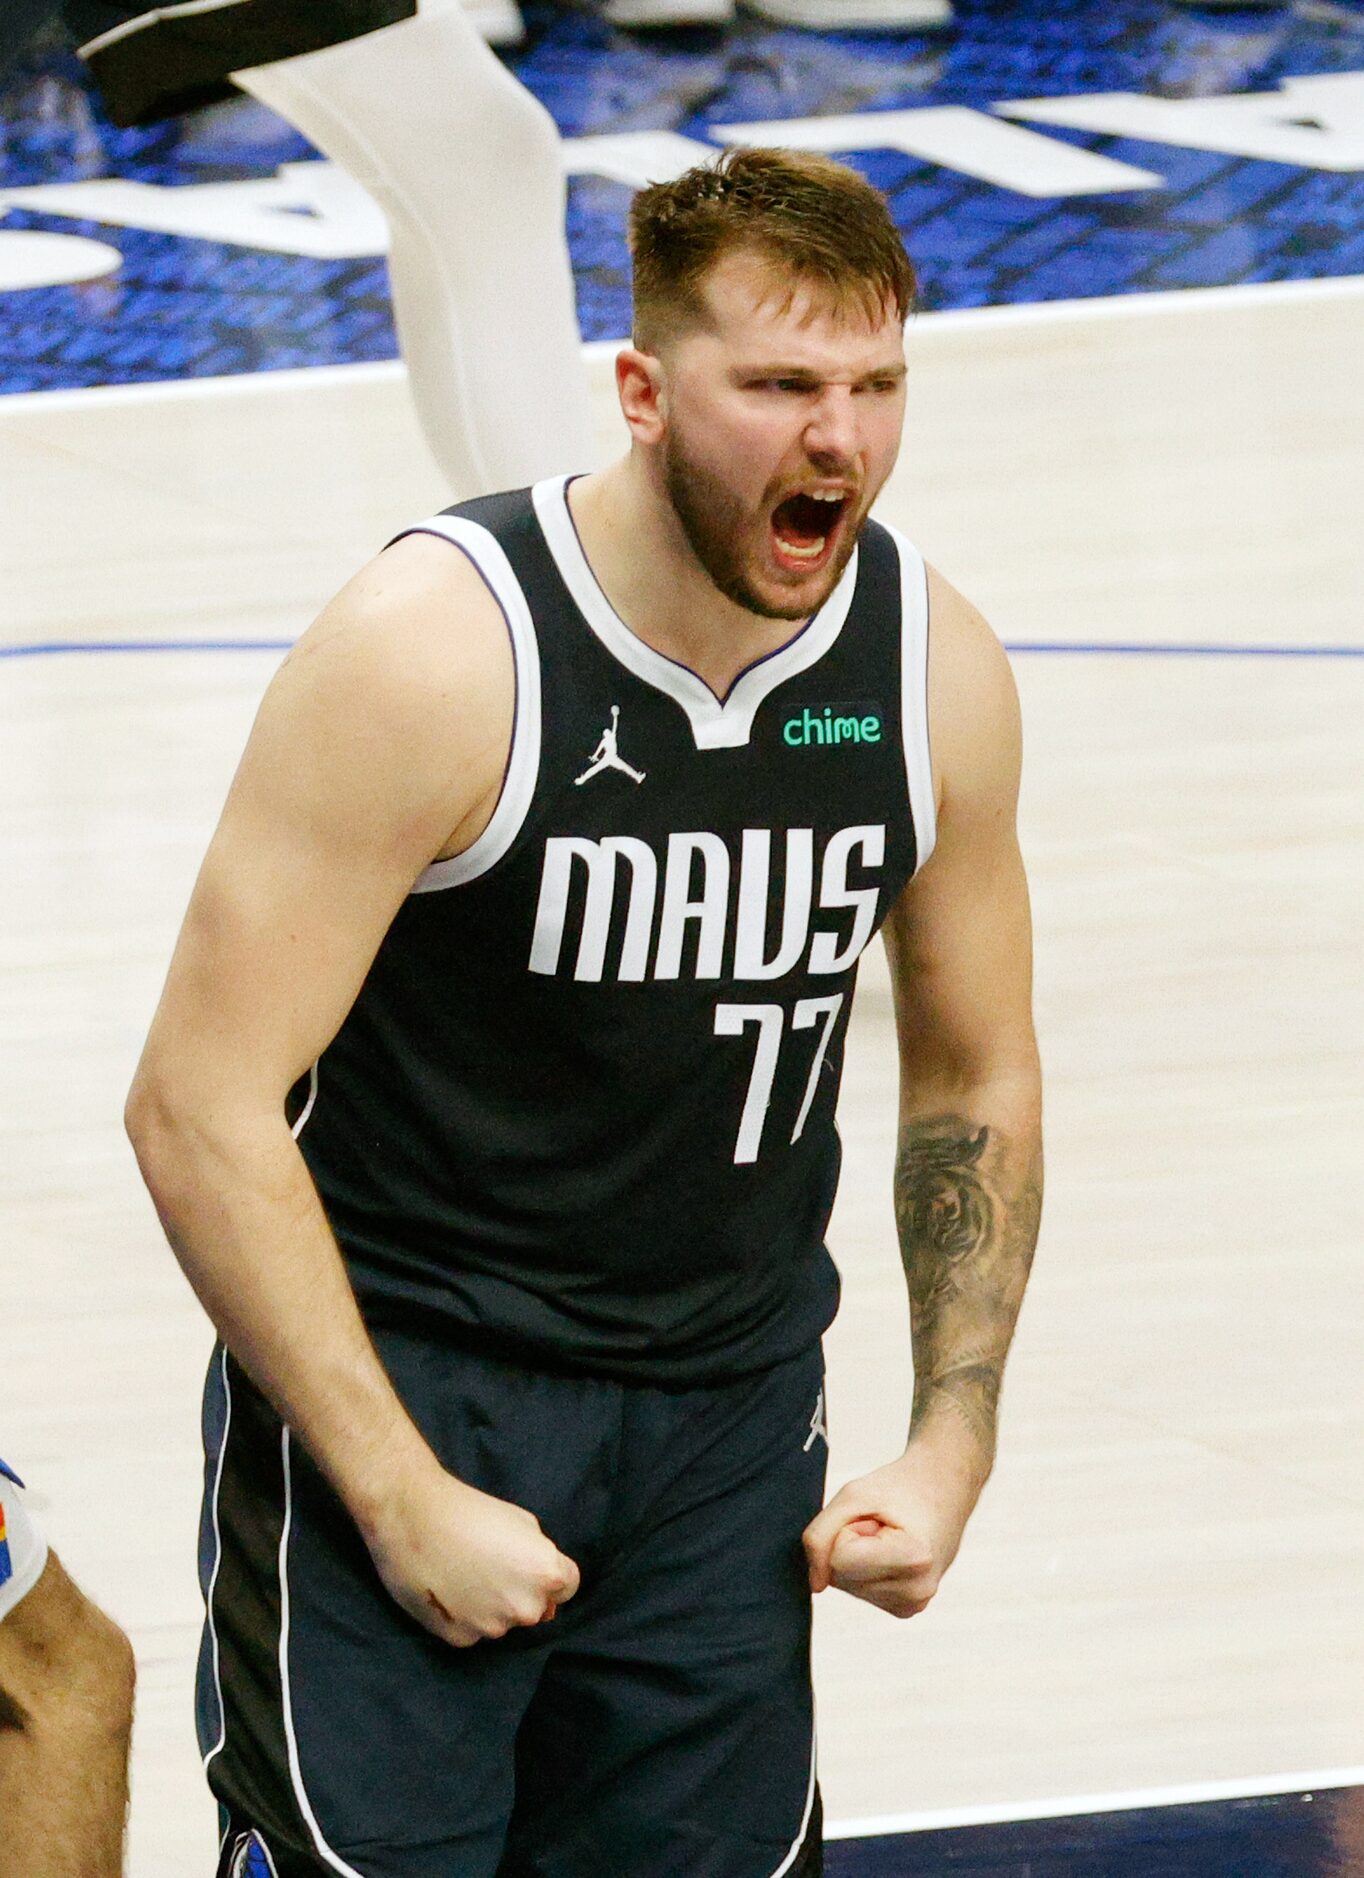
left=661, top=423, right=863, bottom=622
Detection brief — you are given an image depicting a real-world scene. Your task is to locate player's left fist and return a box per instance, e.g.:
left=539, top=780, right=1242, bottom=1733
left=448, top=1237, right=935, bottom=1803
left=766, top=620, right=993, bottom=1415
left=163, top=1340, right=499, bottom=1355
left=801, top=1451, right=974, bottom=1619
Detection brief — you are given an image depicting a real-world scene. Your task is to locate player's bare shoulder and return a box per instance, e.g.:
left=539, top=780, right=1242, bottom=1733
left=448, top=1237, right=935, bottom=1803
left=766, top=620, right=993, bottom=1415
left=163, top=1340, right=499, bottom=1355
left=924, top=564, right=1022, bottom=819
left=261, top=529, right=516, bottom=868
left=289, top=530, right=513, bottom=741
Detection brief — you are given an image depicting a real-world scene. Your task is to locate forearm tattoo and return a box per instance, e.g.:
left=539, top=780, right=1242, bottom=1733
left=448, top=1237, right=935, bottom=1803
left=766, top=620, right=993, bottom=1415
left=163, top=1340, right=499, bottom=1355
left=895, top=1113, right=1043, bottom=1462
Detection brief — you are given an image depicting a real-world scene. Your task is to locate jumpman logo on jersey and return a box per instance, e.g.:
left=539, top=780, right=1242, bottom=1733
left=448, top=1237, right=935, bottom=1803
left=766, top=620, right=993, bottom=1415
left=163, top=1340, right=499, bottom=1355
left=804, top=1388, right=829, bottom=1452
left=574, top=706, right=645, bottom=787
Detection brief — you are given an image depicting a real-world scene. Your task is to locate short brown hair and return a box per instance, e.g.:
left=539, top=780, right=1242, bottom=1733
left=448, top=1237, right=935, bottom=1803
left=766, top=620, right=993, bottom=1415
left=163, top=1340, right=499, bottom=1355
left=628, top=147, right=916, bottom=350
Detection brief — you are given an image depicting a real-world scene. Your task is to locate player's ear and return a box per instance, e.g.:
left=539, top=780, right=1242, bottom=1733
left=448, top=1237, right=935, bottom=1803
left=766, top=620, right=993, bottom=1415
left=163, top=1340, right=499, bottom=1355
left=617, top=346, right=667, bottom=444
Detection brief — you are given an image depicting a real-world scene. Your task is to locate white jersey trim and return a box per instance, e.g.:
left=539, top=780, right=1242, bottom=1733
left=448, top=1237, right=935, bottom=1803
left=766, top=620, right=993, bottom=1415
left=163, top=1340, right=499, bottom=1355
left=279, top=1430, right=366, bottom=1877
left=201, top=1345, right=232, bottom=1772
left=885, top=524, right=937, bottom=875
left=395, top=516, right=543, bottom=894
left=291, top=1063, right=319, bottom=1140
left=532, top=475, right=858, bottom=753
left=0, top=1467, right=49, bottom=1622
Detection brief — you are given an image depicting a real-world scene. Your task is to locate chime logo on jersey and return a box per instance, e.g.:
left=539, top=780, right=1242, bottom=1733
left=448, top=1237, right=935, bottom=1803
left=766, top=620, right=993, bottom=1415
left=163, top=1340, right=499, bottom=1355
left=782, top=704, right=883, bottom=748
left=227, top=1831, right=279, bottom=1878
left=529, top=823, right=885, bottom=983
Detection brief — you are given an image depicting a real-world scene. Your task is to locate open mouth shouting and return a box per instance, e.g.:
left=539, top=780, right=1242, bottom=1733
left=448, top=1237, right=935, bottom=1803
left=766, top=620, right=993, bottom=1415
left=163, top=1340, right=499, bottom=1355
left=769, top=487, right=853, bottom=577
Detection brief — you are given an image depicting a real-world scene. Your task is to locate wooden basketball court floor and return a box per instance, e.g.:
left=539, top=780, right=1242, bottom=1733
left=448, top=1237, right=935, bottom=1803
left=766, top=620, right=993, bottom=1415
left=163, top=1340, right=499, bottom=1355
left=2, top=276, right=1361, bottom=1874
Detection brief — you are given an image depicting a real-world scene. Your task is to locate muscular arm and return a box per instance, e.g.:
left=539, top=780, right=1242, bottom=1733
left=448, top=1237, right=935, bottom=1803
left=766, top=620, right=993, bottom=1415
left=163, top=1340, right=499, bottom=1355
left=895, top=1111, right=1041, bottom=1475
left=0, top=1555, right=135, bottom=1878
left=889, top=569, right=1042, bottom=1483
left=805, top=568, right=1042, bottom=1612
left=126, top=534, right=578, bottom=1643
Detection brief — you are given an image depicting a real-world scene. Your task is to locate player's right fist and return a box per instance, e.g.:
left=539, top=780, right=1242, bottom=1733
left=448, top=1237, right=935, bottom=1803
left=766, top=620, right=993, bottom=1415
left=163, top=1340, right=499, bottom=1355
left=362, top=1466, right=581, bottom=1648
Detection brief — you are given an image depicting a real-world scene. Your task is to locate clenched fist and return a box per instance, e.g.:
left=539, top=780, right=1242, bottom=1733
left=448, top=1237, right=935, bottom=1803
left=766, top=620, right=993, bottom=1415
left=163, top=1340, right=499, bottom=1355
left=361, top=1464, right=580, bottom=1648
left=802, top=1440, right=983, bottom=1620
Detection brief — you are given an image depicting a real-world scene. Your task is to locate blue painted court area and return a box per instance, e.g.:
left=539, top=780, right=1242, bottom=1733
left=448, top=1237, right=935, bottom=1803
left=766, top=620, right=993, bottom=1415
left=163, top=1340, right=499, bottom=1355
left=826, top=1784, right=1364, bottom=1876
left=1, top=0, right=1363, bottom=389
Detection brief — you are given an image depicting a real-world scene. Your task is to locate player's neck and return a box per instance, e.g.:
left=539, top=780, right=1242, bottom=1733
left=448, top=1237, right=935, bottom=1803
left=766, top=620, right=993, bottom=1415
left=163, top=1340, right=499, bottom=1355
left=567, top=458, right=811, bottom=700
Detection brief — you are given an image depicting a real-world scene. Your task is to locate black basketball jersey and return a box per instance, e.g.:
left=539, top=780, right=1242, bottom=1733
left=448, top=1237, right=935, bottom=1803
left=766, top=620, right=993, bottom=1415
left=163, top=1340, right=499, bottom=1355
left=291, top=477, right=935, bottom=1385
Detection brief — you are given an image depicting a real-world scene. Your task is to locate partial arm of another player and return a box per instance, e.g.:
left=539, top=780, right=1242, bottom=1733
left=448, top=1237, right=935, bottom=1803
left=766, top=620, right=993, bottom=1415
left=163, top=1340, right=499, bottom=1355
left=125, top=537, right=580, bottom=1647
left=804, top=568, right=1043, bottom=1616
left=0, top=1548, right=135, bottom=1878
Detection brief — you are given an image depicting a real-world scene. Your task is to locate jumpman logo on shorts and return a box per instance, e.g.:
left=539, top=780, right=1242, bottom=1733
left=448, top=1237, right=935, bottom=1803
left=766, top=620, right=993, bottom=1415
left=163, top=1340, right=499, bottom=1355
left=804, top=1388, right=828, bottom=1452
left=574, top=706, right=646, bottom=787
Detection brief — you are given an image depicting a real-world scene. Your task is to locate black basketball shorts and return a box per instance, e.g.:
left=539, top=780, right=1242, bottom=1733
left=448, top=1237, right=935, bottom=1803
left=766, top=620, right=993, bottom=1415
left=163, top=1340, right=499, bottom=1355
left=198, top=1331, right=830, bottom=1878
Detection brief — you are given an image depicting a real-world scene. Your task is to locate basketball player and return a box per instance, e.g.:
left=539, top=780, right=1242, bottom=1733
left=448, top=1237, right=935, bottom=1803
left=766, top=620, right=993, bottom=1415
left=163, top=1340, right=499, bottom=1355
left=127, top=148, right=1042, bottom=1876
left=0, top=0, right=591, bottom=496
left=0, top=1459, right=136, bottom=1876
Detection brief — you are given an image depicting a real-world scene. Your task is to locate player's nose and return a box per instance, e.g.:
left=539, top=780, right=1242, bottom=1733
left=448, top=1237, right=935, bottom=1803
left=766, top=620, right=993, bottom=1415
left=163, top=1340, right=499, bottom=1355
left=802, top=387, right=860, bottom=469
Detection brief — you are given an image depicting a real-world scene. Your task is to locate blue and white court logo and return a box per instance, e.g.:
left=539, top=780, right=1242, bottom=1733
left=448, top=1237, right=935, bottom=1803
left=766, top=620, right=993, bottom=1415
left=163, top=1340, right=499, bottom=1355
left=228, top=1832, right=279, bottom=1878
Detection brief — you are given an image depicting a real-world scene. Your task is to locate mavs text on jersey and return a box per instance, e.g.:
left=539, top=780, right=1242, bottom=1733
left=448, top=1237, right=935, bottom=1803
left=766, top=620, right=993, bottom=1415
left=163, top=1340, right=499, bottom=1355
left=286, top=476, right=935, bottom=1385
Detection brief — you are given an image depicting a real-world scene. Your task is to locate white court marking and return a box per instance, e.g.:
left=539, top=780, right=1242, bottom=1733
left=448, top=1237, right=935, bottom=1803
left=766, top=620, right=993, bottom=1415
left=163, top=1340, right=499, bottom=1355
left=1, top=271, right=1360, bottom=418
left=827, top=1766, right=1364, bottom=1838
